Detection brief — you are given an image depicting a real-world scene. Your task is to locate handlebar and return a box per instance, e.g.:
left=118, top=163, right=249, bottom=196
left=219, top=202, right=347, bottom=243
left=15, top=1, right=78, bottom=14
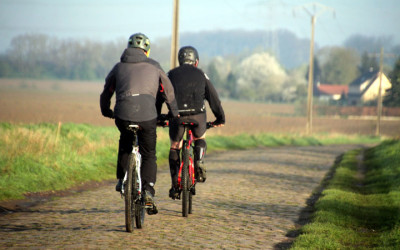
left=157, top=114, right=218, bottom=129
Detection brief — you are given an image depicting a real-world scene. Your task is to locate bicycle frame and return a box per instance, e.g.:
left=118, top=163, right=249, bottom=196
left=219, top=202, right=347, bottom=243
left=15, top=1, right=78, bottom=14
left=178, top=126, right=196, bottom=189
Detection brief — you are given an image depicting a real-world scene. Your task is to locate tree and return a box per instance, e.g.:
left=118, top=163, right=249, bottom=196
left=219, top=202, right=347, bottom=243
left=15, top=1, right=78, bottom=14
left=359, top=51, right=378, bottom=74
left=284, top=66, right=308, bottom=102
left=344, top=34, right=392, bottom=56
left=383, top=57, right=400, bottom=107
left=0, top=33, right=126, bottom=80
left=226, top=72, right=238, bottom=99
left=305, top=56, right=322, bottom=84
left=207, top=62, right=223, bottom=91
left=234, top=52, right=287, bottom=102
left=318, top=47, right=360, bottom=85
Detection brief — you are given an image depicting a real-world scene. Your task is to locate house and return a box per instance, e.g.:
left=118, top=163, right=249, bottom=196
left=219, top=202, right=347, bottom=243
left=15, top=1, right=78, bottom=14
left=347, top=70, right=392, bottom=105
left=316, top=83, right=348, bottom=102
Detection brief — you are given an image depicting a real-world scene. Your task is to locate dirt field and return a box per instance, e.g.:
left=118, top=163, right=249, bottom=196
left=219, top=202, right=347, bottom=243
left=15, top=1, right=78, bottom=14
left=0, top=78, right=399, bottom=137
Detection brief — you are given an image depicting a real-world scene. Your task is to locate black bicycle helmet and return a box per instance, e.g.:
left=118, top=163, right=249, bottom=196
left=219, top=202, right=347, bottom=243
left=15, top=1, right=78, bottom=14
left=178, top=46, right=199, bottom=65
left=127, top=33, right=150, bottom=52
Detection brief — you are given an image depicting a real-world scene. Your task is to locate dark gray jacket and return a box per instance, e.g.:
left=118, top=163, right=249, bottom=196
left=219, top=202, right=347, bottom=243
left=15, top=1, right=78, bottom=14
left=100, top=48, right=179, bottom=122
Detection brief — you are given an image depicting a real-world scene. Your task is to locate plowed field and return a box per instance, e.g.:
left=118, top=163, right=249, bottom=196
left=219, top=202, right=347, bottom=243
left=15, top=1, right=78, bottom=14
left=1, top=78, right=399, bottom=137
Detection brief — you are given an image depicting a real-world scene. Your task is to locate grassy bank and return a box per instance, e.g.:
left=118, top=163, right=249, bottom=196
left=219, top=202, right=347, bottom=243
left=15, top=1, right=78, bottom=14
left=292, top=139, right=400, bottom=249
left=0, top=122, right=381, bottom=201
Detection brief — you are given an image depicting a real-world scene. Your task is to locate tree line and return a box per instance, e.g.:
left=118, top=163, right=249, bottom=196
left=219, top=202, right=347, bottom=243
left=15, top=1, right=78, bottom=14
left=0, top=34, right=125, bottom=80
left=1, top=33, right=399, bottom=106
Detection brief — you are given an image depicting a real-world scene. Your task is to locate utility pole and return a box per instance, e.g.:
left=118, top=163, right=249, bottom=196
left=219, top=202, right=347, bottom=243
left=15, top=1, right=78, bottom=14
left=306, top=16, right=315, bottom=135
left=170, top=0, right=180, bottom=69
left=376, top=47, right=384, bottom=137
left=293, top=3, right=335, bottom=135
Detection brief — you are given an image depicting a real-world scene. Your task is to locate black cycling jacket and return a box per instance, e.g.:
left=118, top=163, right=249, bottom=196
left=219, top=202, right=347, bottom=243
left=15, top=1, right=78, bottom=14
left=100, top=48, right=179, bottom=122
left=158, top=64, right=225, bottom=124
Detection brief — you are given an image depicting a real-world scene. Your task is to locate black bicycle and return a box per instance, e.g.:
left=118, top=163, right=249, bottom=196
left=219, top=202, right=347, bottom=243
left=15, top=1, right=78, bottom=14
left=121, top=124, right=155, bottom=232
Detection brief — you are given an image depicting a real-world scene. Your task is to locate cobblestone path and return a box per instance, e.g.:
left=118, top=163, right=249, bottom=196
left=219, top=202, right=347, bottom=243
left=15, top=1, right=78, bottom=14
left=0, top=145, right=363, bottom=249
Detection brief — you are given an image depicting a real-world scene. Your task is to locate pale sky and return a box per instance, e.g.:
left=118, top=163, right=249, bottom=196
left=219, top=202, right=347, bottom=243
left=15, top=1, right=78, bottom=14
left=0, top=0, right=399, bottom=52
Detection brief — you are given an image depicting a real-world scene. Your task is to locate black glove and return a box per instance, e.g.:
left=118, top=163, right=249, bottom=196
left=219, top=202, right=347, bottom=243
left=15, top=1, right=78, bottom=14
left=212, top=119, right=224, bottom=126
left=157, top=114, right=169, bottom=127
left=103, top=109, right=114, bottom=119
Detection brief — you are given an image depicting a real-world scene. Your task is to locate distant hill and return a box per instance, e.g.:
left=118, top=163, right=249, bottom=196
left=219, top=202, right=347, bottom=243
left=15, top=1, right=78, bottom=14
left=177, top=29, right=312, bottom=69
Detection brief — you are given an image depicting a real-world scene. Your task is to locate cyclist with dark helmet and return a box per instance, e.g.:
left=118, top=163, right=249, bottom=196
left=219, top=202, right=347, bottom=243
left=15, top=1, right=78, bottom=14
left=157, top=46, right=225, bottom=200
left=100, top=33, right=179, bottom=212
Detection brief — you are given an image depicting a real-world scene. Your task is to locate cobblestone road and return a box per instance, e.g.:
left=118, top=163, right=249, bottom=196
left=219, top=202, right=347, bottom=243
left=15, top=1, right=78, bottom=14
left=0, top=145, right=363, bottom=249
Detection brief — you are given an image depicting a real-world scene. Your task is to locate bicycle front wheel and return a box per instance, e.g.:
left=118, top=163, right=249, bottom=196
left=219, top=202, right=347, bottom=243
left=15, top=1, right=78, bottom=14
left=181, top=143, right=190, bottom=217
left=125, top=154, right=135, bottom=232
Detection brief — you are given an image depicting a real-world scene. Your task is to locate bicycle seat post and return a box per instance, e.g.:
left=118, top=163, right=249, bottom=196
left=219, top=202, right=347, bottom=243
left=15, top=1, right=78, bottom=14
left=128, top=124, right=140, bottom=147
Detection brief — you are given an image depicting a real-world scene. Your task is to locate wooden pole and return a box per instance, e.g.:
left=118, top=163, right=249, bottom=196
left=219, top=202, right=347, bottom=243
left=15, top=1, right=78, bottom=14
left=376, top=47, right=384, bottom=137
left=170, top=0, right=180, bottom=69
left=293, top=3, right=335, bottom=135
left=306, top=16, right=316, bottom=135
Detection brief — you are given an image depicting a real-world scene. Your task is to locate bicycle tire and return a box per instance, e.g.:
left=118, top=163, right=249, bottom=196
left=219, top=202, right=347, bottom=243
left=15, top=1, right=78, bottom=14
left=125, top=154, right=135, bottom=232
left=188, top=155, right=194, bottom=214
left=181, top=142, right=189, bottom=217
left=134, top=165, right=145, bottom=229
left=189, top=158, right=193, bottom=214
left=189, top=189, right=193, bottom=214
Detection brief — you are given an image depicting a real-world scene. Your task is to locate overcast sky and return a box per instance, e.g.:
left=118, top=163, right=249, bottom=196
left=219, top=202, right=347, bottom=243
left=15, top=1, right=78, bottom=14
left=0, top=0, right=399, bottom=52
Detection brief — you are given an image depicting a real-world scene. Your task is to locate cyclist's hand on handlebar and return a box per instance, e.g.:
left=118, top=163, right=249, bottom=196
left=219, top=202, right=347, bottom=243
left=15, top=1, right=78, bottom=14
left=212, top=119, right=225, bottom=127
left=207, top=121, right=225, bottom=128
left=211, top=123, right=224, bottom=128
left=157, top=114, right=169, bottom=127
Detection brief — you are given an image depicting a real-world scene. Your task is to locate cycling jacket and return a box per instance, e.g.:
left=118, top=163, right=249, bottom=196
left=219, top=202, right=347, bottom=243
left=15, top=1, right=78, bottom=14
left=162, top=64, right=225, bottom=124
left=100, top=48, right=179, bottom=122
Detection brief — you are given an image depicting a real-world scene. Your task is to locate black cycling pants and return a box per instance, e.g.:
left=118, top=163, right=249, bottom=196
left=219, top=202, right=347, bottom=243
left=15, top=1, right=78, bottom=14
left=169, top=112, right=207, bottom=142
left=115, top=118, right=157, bottom=195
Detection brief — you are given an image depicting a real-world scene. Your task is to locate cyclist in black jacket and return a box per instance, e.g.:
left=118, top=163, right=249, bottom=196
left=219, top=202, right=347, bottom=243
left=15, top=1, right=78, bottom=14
left=157, top=46, right=225, bottom=200
left=100, top=33, right=179, bottom=210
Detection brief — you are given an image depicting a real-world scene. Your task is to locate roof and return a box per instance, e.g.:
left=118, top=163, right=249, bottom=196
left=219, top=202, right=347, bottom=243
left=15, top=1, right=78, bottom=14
left=317, top=84, right=348, bottom=95
left=349, top=70, right=378, bottom=87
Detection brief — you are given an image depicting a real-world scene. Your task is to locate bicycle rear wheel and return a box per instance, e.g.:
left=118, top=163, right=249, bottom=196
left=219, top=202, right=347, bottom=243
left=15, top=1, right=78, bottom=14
left=189, top=189, right=193, bottom=214
left=134, top=166, right=145, bottom=228
left=125, top=154, right=135, bottom=232
left=181, top=143, right=190, bottom=217
left=189, top=163, right=193, bottom=214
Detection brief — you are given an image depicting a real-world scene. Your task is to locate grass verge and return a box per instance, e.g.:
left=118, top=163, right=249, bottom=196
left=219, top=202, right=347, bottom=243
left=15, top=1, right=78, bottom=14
left=291, top=139, right=400, bottom=249
left=0, top=122, right=381, bottom=201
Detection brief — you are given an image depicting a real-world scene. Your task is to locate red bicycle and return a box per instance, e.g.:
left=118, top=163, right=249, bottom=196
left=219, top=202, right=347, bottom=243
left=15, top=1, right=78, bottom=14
left=158, top=116, right=213, bottom=217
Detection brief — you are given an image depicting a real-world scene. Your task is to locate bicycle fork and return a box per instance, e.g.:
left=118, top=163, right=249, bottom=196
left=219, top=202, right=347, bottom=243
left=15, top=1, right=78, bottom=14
left=121, top=146, right=142, bottom=197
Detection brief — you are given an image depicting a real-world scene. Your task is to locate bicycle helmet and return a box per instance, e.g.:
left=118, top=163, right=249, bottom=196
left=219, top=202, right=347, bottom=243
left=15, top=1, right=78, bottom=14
left=178, top=46, right=199, bottom=65
left=127, top=33, right=150, bottom=52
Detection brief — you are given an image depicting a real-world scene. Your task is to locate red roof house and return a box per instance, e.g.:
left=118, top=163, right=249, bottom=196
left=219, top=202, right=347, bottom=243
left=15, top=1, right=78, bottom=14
left=316, top=84, right=348, bottom=101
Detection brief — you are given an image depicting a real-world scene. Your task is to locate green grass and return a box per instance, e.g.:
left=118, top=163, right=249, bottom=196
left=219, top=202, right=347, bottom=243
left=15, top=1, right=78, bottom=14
left=0, top=122, right=381, bottom=201
left=292, top=140, right=400, bottom=249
